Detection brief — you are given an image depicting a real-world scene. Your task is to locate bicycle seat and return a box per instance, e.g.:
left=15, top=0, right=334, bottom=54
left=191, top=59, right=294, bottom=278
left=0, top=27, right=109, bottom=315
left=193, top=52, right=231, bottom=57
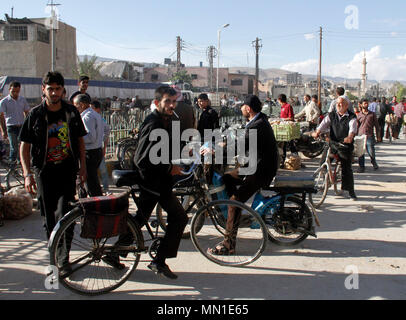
left=266, top=176, right=316, bottom=194
left=112, top=170, right=141, bottom=188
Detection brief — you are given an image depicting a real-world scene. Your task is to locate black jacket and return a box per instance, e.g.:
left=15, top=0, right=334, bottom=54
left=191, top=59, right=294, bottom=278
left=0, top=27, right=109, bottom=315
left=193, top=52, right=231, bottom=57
left=19, top=100, right=87, bottom=172
left=133, top=110, right=174, bottom=195
left=197, top=106, right=219, bottom=140
left=241, top=112, right=278, bottom=186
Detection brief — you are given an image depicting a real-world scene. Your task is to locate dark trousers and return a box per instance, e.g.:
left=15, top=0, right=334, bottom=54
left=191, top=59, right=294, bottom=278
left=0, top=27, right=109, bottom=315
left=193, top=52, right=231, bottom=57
left=85, top=148, right=103, bottom=197
left=281, top=141, right=298, bottom=163
left=377, top=117, right=385, bottom=141
left=340, top=156, right=355, bottom=193
left=6, top=125, right=22, bottom=162
left=119, top=189, right=188, bottom=262
left=222, top=174, right=270, bottom=250
left=37, top=160, right=76, bottom=264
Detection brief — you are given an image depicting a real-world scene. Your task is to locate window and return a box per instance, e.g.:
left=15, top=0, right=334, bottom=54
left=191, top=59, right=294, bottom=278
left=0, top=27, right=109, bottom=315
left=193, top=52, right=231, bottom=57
left=4, top=25, right=28, bottom=41
left=37, top=26, right=50, bottom=44
left=231, top=79, right=243, bottom=86
left=151, top=74, right=159, bottom=81
left=191, top=74, right=198, bottom=80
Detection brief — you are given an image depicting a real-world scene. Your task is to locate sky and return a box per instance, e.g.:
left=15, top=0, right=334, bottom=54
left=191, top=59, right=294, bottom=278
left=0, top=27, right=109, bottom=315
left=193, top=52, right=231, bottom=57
left=2, top=0, right=406, bottom=80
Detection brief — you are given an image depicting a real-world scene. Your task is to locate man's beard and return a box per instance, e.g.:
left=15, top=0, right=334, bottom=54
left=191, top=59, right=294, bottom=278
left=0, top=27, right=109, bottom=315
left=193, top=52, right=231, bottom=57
left=47, top=96, right=62, bottom=105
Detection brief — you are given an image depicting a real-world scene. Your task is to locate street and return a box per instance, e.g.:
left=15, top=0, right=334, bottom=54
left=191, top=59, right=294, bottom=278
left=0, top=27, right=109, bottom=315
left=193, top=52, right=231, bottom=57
left=0, top=136, right=405, bottom=300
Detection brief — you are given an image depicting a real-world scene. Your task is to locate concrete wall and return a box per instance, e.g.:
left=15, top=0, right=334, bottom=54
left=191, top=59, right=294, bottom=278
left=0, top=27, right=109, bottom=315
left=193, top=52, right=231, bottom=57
left=0, top=40, right=37, bottom=76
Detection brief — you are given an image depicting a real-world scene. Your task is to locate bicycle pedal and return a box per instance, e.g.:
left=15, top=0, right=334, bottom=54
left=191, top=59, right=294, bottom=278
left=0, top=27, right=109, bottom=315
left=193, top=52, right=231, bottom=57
left=150, top=220, right=159, bottom=228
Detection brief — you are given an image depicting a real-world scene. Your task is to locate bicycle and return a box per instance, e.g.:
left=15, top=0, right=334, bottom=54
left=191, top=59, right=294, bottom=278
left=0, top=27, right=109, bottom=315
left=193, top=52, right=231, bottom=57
left=116, top=130, right=138, bottom=170
left=48, top=161, right=268, bottom=295
left=0, top=159, right=24, bottom=191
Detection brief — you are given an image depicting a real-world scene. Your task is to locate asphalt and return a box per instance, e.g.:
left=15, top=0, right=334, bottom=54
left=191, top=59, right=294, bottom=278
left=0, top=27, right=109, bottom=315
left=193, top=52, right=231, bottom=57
left=0, top=134, right=405, bottom=301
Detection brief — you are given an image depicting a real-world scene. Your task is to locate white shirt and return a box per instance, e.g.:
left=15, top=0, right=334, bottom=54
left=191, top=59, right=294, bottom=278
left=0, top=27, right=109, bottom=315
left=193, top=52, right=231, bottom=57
left=295, top=100, right=320, bottom=123
left=0, top=94, right=30, bottom=126
left=81, top=107, right=106, bottom=150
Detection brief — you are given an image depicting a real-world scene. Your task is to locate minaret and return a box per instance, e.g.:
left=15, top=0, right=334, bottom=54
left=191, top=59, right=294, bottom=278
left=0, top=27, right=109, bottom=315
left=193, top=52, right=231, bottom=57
left=361, top=51, right=367, bottom=97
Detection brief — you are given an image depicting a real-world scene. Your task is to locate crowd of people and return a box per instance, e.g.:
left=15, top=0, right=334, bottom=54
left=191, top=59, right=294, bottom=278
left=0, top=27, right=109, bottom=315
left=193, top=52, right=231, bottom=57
left=1, top=71, right=405, bottom=280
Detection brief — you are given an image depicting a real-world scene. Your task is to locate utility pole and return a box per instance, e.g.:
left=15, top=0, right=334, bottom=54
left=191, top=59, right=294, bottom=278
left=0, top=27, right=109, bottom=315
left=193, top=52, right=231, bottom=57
left=207, top=46, right=217, bottom=92
left=318, top=27, right=322, bottom=103
left=252, top=37, right=262, bottom=96
left=176, top=36, right=182, bottom=73
left=11, top=7, right=14, bottom=18
left=47, top=0, right=61, bottom=72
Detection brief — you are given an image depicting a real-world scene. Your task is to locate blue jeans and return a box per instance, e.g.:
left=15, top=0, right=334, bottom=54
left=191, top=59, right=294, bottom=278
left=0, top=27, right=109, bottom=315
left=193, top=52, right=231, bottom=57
left=358, top=136, right=377, bottom=168
left=98, top=156, right=110, bottom=192
left=7, top=125, right=22, bottom=162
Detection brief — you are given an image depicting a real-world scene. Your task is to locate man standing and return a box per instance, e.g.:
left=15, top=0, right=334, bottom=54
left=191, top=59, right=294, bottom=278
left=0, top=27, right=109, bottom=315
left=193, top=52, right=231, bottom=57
left=313, top=97, right=358, bottom=200
left=368, top=97, right=378, bottom=113
left=328, top=87, right=354, bottom=113
left=0, top=81, right=31, bottom=162
left=69, top=75, right=91, bottom=104
left=393, top=98, right=405, bottom=139
left=197, top=93, right=219, bottom=141
left=20, top=71, right=87, bottom=243
left=73, top=94, right=105, bottom=197
left=295, top=94, right=320, bottom=129
left=132, top=86, right=188, bottom=279
left=91, top=100, right=111, bottom=195
left=356, top=99, right=380, bottom=173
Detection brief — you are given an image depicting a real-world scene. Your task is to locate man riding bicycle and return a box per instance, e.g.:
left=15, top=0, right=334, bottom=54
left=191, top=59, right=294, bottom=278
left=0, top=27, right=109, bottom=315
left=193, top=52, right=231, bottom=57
left=312, top=96, right=358, bottom=200
left=204, top=95, right=279, bottom=255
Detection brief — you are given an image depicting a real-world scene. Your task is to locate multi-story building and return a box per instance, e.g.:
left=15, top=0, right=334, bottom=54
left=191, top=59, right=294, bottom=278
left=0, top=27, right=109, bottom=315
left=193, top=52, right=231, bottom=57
left=0, top=14, right=76, bottom=78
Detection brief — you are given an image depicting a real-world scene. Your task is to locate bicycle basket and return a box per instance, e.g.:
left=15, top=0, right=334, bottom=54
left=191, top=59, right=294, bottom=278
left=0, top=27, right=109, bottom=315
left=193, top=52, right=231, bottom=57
left=80, top=192, right=129, bottom=239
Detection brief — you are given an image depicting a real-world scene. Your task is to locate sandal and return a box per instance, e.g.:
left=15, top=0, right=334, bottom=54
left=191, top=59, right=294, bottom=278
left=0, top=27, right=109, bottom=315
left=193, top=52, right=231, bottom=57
left=208, top=243, right=235, bottom=256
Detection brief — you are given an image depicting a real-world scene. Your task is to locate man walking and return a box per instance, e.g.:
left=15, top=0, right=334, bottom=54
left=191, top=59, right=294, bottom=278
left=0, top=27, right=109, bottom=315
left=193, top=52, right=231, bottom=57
left=0, top=81, right=31, bottom=162
left=69, top=75, right=91, bottom=104
left=20, top=71, right=87, bottom=244
left=356, top=99, right=380, bottom=173
left=73, top=94, right=106, bottom=197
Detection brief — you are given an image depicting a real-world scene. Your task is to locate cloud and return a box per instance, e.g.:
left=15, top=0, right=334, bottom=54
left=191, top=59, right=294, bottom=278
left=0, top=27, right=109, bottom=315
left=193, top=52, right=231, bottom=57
left=281, top=46, right=406, bottom=81
left=304, top=33, right=316, bottom=40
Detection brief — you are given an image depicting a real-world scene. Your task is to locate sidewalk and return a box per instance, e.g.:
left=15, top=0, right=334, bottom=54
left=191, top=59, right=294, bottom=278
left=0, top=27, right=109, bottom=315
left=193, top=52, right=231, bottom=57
left=0, top=136, right=405, bottom=300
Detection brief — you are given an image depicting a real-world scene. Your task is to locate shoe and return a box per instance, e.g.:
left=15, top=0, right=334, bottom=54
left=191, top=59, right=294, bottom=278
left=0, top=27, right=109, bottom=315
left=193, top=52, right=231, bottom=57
left=148, top=262, right=178, bottom=279
left=349, top=191, right=357, bottom=201
left=59, top=264, right=73, bottom=278
left=373, top=164, right=379, bottom=170
left=102, top=254, right=125, bottom=270
left=207, top=243, right=235, bottom=256
left=356, top=167, right=365, bottom=173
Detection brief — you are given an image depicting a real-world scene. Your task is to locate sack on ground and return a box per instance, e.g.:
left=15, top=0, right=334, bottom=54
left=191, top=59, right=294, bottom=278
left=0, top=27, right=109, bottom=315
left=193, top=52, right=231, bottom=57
left=284, top=155, right=301, bottom=170
left=0, top=187, right=33, bottom=220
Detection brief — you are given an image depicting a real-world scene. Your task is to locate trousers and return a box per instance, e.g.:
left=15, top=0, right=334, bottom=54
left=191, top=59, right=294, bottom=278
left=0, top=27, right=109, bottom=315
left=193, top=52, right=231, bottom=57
left=85, top=148, right=103, bottom=197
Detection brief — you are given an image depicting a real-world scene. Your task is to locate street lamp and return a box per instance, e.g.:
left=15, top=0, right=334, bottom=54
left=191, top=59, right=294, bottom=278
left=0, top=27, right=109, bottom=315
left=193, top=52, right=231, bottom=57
left=217, top=23, right=230, bottom=97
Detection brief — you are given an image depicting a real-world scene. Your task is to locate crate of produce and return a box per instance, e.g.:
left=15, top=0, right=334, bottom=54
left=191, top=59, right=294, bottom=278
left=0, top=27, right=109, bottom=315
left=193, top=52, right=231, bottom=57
left=270, top=121, right=300, bottom=141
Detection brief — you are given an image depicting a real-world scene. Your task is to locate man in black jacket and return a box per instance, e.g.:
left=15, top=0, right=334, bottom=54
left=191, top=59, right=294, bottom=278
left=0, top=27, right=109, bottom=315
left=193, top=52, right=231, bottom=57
left=133, top=86, right=188, bottom=279
left=208, top=94, right=279, bottom=255
left=20, top=71, right=87, bottom=275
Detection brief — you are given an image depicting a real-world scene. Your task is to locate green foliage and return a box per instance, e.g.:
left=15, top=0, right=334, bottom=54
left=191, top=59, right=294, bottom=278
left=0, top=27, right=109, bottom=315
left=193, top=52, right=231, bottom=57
left=73, top=55, right=103, bottom=80
left=169, top=70, right=192, bottom=85
left=396, top=83, right=406, bottom=101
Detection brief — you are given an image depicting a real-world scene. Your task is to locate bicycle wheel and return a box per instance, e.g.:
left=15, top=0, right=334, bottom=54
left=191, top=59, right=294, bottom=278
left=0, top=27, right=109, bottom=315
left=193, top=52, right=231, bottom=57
left=309, top=166, right=329, bottom=208
left=156, top=194, right=204, bottom=239
left=190, top=199, right=267, bottom=267
left=49, top=208, right=144, bottom=296
left=119, top=143, right=137, bottom=170
left=265, top=196, right=314, bottom=246
left=333, top=163, right=343, bottom=195
left=5, top=163, right=24, bottom=191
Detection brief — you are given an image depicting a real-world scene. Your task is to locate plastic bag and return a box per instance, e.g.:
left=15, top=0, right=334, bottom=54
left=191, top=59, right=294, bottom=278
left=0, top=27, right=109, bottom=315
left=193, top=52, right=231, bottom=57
left=284, top=155, right=301, bottom=170
left=0, top=187, right=33, bottom=220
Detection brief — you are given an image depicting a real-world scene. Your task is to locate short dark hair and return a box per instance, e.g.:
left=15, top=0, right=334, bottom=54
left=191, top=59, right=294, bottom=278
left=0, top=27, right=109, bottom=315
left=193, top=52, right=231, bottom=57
left=155, top=86, right=177, bottom=102
left=91, top=100, right=101, bottom=109
left=312, top=95, right=318, bottom=101
left=9, top=81, right=21, bottom=89
left=278, top=94, right=287, bottom=103
left=336, top=87, right=345, bottom=96
left=43, top=71, right=65, bottom=87
left=198, top=93, right=209, bottom=101
left=79, top=75, right=89, bottom=82
left=74, top=94, right=91, bottom=105
left=304, top=94, right=311, bottom=100
left=362, top=98, right=369, bottom=103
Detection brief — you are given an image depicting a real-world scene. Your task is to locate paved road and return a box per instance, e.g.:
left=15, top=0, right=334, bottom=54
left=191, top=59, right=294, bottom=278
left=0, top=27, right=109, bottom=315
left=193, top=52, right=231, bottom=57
left=1, top=135, right=405, bottom=300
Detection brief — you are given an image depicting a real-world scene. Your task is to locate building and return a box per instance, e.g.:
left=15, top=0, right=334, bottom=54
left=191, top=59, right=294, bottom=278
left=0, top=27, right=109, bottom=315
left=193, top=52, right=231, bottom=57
left=0, top=14, right=76, bottom=78
left=286, top=72, right=303, bottom=85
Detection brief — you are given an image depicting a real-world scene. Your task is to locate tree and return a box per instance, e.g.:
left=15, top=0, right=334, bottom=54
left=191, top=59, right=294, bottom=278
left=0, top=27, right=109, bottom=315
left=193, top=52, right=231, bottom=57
left=395, top=82, right=406, bottom=102
left=73, top=55, right=103, bottom=80
left=169, top=70, right=192, bottom=86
